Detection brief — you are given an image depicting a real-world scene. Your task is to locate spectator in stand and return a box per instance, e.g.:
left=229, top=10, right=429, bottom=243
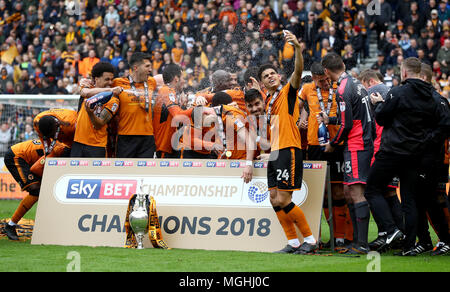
left=370, top=0, right=392, bottom=41
left=437, top=39, right=450, bottom=75
left=0, top=68, right=13, bottom=93
left=23, top=124, right=38, bottom=141
left=0, top=0, right=446, bottom=139
left=351, top=26, right=364, bottom=64
left=104, top=5, right=120, bottom=28
left=372, top=53, right=388, bottom=76
left=384, top=66, right=395, bottom=88
left=0, top=122, right=12, bottom=156
left=404, top=38, right=419, bottom=58
left=79, top=49, right=100, bottom=78
left=424, top=38, right=440, bottom=65
left=406, top=1, right=426, bottom=36
left=303, top=11, right=320, bottom=53
left=430, top=9, right=443, bottom=34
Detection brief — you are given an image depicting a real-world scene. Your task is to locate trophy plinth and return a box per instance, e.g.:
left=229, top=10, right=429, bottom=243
left=129, top=194, right=149, bottom=249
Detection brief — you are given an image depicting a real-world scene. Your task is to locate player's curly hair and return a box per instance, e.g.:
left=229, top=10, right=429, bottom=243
left=211, top=91, right=232, bottom=107
left=38, top=116, right=58, bottom=139
left=91, top=62, right=115, bottom=79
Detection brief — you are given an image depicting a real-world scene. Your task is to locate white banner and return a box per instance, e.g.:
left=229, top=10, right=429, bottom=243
left=32, top=158, right=327, bottom=252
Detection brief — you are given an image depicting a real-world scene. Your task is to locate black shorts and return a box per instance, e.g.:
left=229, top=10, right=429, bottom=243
left=342, top=148, right=373, bottom=185
left=156, top=150, right=181, bottom=159
left=116, top=135, right=156, bottom=158
left=182, top=150, right=216, bottom=159
left=307, top=145, right=344, bottom=183
left=4, top=150, right=40, bottom=196
left=268, top=147, right=303, bottom=191
left=70, top=141, right=106, bottom=158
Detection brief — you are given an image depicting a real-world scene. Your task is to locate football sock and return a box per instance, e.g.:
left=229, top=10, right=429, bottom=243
left=347, top=203, right=358, bottom=242
left=344, top=206, right=354, bottom=241
left=303, top=235, right=316, bottom=244
left=354, top=201, right=370, bottom=247
left=288, top=238, right=301, bottom=247
left=11, top=195, right=38, bottom=224
left=283, top=202, right=314, bottom=241
left=274, top=206, right=298, bottom=244
left=333, top=199, right=347, bottom=240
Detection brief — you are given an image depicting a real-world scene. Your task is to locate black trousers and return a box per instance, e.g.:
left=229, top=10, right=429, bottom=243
left=416, top=156, right=450, bottom=245
left=364, top=150, right=421, bottom=250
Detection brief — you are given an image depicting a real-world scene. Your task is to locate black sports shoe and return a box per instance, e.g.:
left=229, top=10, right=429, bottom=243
left=343, top=244, right=369, bottom=255
left=369, top=234, right=387, bottom=251
left=394, top=248, right=417, bottom=256
left=413, top=242, right=433, bottom=255
left=431, top=242, right=450, bottom=256
left=320, top=239, right=347, bottom=251
left=390, top=238, right=405, bottom=250
left=273, top=244, right=299, bottom=254
left=334, top=240, right=347, bottom=252
left=386, top=229, right=404, bottom=245
left=293, top=242, right=319, bottom=255
left=337, top=242, right=354, bottom=254
left=4, top=224, right=19, bottom=241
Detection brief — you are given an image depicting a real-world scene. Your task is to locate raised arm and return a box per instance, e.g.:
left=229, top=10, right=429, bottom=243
left=285, top=30, right=303, bottom=90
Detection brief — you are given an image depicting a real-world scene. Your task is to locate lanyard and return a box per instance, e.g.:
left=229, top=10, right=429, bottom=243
left=128, top=75, right=150, bottom=113
left=248, top=115, right=263, bottom=138
left=266, top=85, right=283, bottom=125
left=213, top=105, right=227, bottom=149
left=259, top=114, right=269, bottom=142
left=316, top=85, right=334, bottom=116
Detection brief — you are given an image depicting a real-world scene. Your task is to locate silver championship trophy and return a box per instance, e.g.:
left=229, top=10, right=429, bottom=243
left=129, top=193, right=149, bottom=249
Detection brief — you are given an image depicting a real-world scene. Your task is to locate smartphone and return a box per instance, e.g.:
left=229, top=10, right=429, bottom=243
left=283, top=30, right=294, bottom=45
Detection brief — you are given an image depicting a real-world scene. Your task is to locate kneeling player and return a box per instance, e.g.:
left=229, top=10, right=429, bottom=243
left=33, top=108, right=77, bottom=155
left=3, top=139, right=70, bottom=240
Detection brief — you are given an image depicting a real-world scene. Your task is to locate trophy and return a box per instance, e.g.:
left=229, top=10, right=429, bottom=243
left=129, top=193, right=149, bottom=249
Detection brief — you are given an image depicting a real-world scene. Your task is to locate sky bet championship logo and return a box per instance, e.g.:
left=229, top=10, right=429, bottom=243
left=247, top=181, right=269, bottom=204
left=66, top=179, right=136, bottom=200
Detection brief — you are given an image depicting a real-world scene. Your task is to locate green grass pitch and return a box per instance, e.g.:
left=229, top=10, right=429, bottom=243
left=0, top=199, right=449, bottom=272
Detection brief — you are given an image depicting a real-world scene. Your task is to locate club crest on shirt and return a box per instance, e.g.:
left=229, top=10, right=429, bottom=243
left=169, top=93, right=176, bottom=103
left=339, top=101, right=346, bottom=112
left=111, top=103, right=118, bottom=113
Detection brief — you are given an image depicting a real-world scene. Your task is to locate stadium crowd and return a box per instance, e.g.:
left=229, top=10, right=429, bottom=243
left=0, top=0, right=450, bottom=256
left=0, top=0, right=449, bottom=152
